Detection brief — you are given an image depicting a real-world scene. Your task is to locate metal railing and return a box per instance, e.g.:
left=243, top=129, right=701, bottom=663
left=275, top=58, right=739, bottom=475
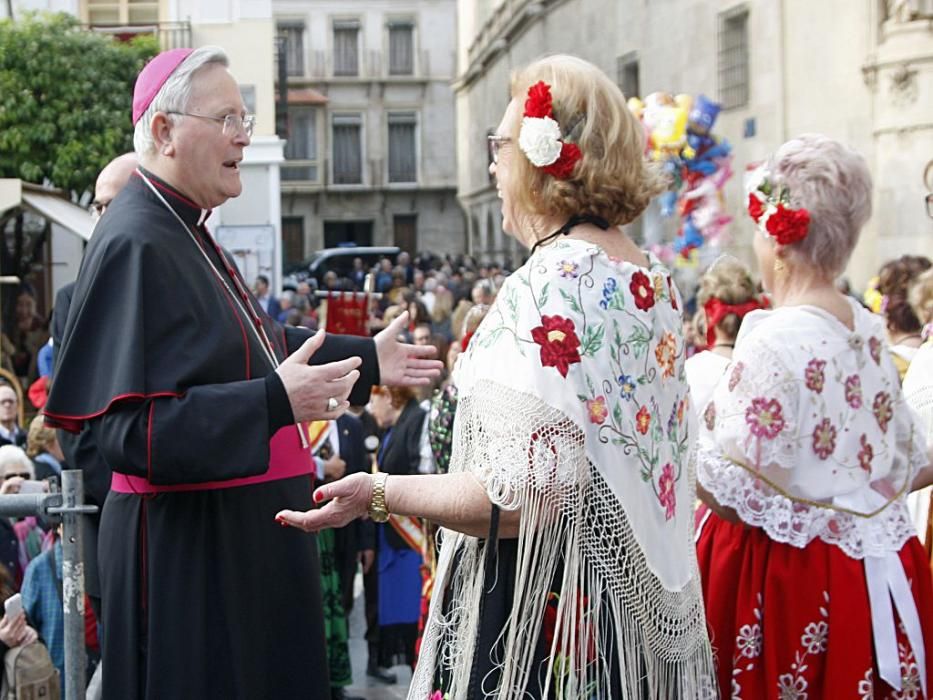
left=83, top=21, right=192, bottom=51
left=0, top=471, right=97, bottom=700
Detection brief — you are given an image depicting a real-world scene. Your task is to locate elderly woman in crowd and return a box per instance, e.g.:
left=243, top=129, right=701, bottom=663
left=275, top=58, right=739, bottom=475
left=280, top=54, right=714, bottom=698
left=685, top=255, right=763, bottom=412
left=877, top=255, right=932, bottom=380
left=696, top=134, right=933, bottom=698
left=0, top=445, right=45, bottom=585
left=904, top=268, right=933, bottom=564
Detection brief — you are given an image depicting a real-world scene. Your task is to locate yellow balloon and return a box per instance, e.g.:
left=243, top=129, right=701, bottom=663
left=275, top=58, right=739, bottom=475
left=675, top=93, right=693, bottom=113
left=651, top=106, right=687, bottom=149
left=627, top=97, right=645, bottom=118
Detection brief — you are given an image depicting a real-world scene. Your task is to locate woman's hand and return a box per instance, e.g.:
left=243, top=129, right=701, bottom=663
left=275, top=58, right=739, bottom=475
left=0, top=477, right=23, bottom=495
left=276, top=472, right=373, bottom=532
left=0, top=612, right=31, bottom=647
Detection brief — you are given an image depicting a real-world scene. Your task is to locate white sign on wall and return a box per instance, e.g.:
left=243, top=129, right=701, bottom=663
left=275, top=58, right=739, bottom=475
left=215, top=225, right=277, bottom=291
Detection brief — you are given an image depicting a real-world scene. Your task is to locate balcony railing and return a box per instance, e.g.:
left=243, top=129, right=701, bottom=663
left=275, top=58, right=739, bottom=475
left=84, top=21, right=192, bottom=51
left=290, top=49, right=432, bottom=81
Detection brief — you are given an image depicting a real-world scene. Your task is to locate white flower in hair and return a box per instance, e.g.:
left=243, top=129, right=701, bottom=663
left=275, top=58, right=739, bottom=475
left=518, top=116, right=562, bottom=167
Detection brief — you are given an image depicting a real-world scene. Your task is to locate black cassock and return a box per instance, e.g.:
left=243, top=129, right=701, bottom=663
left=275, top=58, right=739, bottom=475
left=45, top=168, right=378, bottom=699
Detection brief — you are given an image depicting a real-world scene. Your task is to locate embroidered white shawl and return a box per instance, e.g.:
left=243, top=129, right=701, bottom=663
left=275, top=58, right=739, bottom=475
left=410, top=239, right=714, bottom=700
left=697, top=299, right=928, bottom=558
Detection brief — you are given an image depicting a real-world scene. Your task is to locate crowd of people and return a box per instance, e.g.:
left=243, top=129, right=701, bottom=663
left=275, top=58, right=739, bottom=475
left=0, top=44, right=930, bottom=700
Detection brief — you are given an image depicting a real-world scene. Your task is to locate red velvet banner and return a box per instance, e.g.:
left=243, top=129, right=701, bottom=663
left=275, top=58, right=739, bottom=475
left=325, top=292, right=370, bottom=336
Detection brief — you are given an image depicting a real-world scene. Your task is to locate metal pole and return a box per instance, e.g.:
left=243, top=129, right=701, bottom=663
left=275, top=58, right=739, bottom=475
left=60, top=470, right=87, bottom=700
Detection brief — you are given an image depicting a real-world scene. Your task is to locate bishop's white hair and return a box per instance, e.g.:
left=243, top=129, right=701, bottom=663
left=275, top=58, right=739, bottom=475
left=133, top=45, right=230, bottom=157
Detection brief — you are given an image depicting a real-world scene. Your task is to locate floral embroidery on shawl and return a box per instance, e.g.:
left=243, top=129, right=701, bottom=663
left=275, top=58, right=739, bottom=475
left=412, top=239, right=714, bottom=700
left=697, top=301, right=926, bottom=559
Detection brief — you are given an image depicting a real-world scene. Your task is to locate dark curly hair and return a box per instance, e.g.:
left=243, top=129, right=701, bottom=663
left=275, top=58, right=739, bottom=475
left=877, top=255, right=932, bottom=334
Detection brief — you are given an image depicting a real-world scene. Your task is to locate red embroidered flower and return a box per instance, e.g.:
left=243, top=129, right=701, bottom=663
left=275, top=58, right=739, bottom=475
left=667, top=276, right=679, bottom=310
left=747, top=193, right=765, bottom=223
left=531, top=315, right=582, bottom=378
left=872, top=391, right=892, bottom=433
left=630, top=271, right=655, bottom=311
left=765, top=203, right=810, bottom=245
left=729, top=362, right=745, bottom=392
left=541, top=592, right=596, bottom=667
left=657, top=463, right=677, bottom=520
left=844, top=375, right=863, bottom=409
left=804, top=358, right=826, bottom=394
left=869, top=336, right=882, bottom=365
left=654, top=332, right=677, bottom=379
left=745, top=397, right=785, bottom=440
left=811, top=418, right=837, bottom=460
left=635, top=405, right=651, bottom=435
left=586, top=396, right=609, bottom=425
left=541, top=141, right=582, bottom=180
left=524, top=80, right=553, bottom=119
left=858, top=434, right=873, bottom=472
left=703, top=401, right=717, bottom=431
left=542, top=592, right=559, bottom=649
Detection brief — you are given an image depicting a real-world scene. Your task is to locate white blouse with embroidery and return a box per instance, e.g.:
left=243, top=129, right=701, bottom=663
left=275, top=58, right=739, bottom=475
left=698, top=298, right=928, bottom=559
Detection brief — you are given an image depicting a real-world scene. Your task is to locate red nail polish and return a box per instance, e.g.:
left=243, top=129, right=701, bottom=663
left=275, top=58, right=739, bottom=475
left=279, top=520, right=288, bottom=528
left=313, top=491, right=323, bottom=503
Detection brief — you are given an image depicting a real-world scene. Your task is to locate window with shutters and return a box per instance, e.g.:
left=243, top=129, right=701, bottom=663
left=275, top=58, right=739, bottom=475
left=718, top=6, right=750, bottom=110
left=333, top=20, right=360, bottom=77
left=332, top=113, right=363, bottom=185
left=387, top=112, right=417, bottom=183
left=388, top=20, right=414, bottom=75
left=277, top=22, right=305, bottom=77
left=84, top=0, right=159, bottom=24
left=616, top=52, right=640, bottom=100
left=283, top=106, right=319, bottom=183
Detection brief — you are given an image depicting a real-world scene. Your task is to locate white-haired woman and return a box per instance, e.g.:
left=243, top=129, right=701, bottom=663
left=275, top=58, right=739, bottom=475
left=0, top=445, right=45, bottom=584
left=696, top=134, right=933, bottom=698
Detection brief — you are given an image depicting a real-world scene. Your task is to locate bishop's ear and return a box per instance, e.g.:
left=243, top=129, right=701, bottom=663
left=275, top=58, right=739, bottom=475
left=150, top=112, right=176, bottom=157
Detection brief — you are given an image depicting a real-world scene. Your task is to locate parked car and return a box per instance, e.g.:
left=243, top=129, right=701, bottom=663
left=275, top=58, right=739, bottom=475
left=282, top=245, right=400, bottom=291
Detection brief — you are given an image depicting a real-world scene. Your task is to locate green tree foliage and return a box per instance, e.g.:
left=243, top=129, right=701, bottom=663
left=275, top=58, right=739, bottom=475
left=0, top=12, right=157, bottom=199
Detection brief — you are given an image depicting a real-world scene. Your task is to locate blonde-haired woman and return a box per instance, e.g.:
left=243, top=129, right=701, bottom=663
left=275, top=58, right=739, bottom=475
left=686, top=255, right=763, bottom=412
left=697, top=134, right=933, bottom=698
left=25, top=414, right=64, bottom=482
left=279, top=54, right=714, bottom=698
left=904, top=268, right=933, bottom=562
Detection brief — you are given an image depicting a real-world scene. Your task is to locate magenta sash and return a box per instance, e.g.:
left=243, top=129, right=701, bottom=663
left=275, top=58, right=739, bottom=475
left=110, top=426, right=312, bottom=494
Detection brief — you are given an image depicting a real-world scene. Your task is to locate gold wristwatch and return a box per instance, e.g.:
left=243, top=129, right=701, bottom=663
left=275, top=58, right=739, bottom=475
left=369, top=472, right=389, bottom=523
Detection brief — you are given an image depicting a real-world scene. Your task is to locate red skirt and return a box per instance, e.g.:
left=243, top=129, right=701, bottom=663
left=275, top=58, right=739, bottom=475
left=696, top=511, right=933, bottom=699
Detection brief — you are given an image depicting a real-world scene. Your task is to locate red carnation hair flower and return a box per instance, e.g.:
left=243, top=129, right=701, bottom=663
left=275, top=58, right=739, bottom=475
left=542, top=142, right=582, bottom=180
left=747, top=194, right=764, bottom=223
left=524, top=81, right=554, bottom=119
left=765, top=204, right=810, bottom=246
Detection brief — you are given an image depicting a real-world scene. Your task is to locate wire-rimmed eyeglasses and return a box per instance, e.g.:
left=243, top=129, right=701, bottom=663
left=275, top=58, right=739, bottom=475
left=487, top=135, right=512, bottom=164
left=167, top=111, right=256, bottom=138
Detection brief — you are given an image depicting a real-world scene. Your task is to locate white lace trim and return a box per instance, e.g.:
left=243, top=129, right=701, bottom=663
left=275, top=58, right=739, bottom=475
left=697, top=447, right=918, bottom=559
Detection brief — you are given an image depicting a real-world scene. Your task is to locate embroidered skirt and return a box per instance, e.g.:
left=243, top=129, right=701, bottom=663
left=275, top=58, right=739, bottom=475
left=696, top=511, right=933, bottom=699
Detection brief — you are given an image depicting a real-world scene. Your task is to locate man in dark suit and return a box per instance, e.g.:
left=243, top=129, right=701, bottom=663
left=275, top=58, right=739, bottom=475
left=332, top=412, right=369, bottom=614
left=253, top=274, right=282, bottom=319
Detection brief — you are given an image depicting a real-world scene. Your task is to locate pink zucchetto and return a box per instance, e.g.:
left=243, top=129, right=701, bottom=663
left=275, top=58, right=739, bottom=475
left=132, top=48, right=194, bottom=125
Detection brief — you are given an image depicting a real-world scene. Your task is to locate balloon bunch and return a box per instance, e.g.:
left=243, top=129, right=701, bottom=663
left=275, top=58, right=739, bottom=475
left=627, top=93, right=734, bottom=266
